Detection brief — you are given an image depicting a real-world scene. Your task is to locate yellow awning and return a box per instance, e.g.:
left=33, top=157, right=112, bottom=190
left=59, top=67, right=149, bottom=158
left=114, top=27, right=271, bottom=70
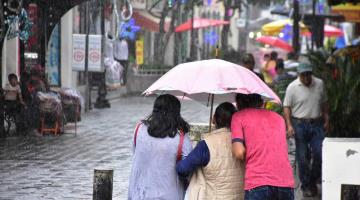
left=261, top=19, right=308, bottom=35
left=332, top=3, right=360, bottom=11
left=331, top=3, right=360, bottom=22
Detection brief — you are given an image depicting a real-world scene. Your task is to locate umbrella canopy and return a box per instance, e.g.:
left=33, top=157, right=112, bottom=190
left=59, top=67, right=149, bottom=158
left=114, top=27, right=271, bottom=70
left=261, top=19, right=308, bottom=35
left=144, top=59, right=281, bottom=132
left=256, top=36, right=294, bottom=52
left=175, top=18, right=230, bottom=32
left=302, top=25, right=344, bottom=37
left=144, top=59, right=281, bottom=104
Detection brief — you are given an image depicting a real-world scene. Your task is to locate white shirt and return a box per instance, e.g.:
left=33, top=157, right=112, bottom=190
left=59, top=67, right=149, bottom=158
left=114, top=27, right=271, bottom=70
left=104, top=38, right=114, bottom=60
left=283, top=76, right=327, bottom=119
left=4, top=83, right=21, bottom=101
left=114, top=39, right=129, bottom=61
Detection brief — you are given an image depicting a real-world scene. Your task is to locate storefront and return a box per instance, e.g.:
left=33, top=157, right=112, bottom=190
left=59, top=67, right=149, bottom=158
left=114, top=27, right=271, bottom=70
left=331, top=3, right=360, bottom=37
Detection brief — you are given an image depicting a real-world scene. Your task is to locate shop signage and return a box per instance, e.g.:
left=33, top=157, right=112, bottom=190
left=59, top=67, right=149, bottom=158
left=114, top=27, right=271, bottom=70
left=88, top=35, right=102, bottom=72
left=136, top=39, right=144, bottom=65
left=72, top=34, right=86, bottom=71
left=72, top=34, right=102, bottom=72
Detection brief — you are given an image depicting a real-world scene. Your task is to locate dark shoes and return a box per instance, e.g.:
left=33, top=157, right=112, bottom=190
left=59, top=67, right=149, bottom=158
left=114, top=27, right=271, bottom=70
left=302, top=185, right=318, bottom=197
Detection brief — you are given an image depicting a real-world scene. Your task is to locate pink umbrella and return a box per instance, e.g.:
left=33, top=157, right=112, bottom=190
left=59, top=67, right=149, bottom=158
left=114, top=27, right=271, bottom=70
left=144, top=59, right=281, bottom=131
left=175, top=18, right=230, bottom=32
left=256, top=36, right=294, bottom=52
left=302, top=25, right=344, bottom=37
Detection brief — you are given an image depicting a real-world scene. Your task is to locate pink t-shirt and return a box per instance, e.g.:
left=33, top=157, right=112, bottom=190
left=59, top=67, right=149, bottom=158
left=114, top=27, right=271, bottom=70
left=231, top=108, right=294, bottom=190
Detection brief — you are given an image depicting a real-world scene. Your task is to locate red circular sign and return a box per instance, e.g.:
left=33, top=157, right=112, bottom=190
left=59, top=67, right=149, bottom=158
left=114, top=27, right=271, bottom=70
left=74, top=50, right=85, bottom=62
left=89, top=51, right=100, bottom=63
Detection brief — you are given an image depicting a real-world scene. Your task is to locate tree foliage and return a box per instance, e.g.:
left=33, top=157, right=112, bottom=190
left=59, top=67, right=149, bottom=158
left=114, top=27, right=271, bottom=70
left=305, top=49, right=360, bottom=137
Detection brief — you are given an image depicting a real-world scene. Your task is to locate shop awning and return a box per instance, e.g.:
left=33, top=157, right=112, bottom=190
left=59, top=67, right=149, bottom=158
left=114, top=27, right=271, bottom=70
left=133, top=10, right=170, bottom=32
left=331, top=3, right=360, bottom=22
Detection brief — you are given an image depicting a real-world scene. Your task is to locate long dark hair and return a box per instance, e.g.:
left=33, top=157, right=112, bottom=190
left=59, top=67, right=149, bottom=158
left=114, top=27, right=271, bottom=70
left=143, top=94, right=189, bottom=138
left=214, top=102, right=236, bottom=129
left=235, top=93, right=264, bottom=111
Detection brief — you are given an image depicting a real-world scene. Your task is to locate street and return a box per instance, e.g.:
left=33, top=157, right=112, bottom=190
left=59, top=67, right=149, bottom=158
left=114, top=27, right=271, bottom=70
left=0, top=96, right=318, bottom=200
left=0, top=96, right=210, bottom=200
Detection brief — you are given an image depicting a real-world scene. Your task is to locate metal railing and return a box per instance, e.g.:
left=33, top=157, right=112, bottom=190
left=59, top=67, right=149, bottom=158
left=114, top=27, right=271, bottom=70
left=134, top=68, right=171, bottom=76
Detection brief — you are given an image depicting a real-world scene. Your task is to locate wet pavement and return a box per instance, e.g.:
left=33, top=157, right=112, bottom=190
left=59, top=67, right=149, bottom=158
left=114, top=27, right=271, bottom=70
left=0, top=96, right=320, bottom=199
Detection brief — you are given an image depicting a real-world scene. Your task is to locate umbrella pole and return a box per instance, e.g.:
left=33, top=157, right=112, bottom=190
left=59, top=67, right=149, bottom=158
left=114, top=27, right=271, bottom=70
left=208, top=94, right=214, bottom=133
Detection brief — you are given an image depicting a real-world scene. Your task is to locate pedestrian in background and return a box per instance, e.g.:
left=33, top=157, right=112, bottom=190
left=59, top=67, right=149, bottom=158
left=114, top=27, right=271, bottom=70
left=262, top=51, right=278, bottom=84
left=241, top=53, right=264, bottom=81
left=283, top=63, right=329, bottom=197
left=176, top=102, right=244, bottom=200
left=284, top=52, right=299, bottom=77
left=232, top=93, right=294, bottom=200
left=262, top=53, right=270, bottom=68
left=4, top=73, right=25, bottom=107
left=128, top=94, right=192, bottom=200
left=273, top=59, right=295, bottom=85
left=114, top=37, right=129, bottom=85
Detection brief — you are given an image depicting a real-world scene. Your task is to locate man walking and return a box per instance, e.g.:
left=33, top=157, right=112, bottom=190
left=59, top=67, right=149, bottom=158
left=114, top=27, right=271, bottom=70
left=232, top=93, right=294, bottom=200
left=114, top=38, right=129, bottom=85
left=283, top=63, right=329, bottom=197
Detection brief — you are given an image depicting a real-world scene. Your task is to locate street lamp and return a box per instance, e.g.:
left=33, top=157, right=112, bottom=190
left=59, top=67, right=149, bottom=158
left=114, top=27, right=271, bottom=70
left=256, top=32, right=262, bottom=38
left=248, top=32, right=255, bottom=39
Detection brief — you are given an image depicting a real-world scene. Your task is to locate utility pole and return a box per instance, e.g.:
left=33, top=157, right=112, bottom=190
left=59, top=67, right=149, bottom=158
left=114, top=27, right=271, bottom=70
left=84, top=1, right=90, bottom=112
left=190, top=0, right=196, bottom=60
left=95, top=0, right=110, bottom=109
left=0, top=2, right=7, bottom=137
left=293, top=0, right=300, bottom=54
left=311, top=0, right=316, bottom=50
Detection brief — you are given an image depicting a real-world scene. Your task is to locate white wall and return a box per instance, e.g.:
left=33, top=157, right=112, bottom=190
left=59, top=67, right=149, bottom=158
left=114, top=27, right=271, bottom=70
left=61, top=9, right=76, bottom=88
left=2, top=36, right=19, bottom=87
left=323, top=138, right=360, bottom=200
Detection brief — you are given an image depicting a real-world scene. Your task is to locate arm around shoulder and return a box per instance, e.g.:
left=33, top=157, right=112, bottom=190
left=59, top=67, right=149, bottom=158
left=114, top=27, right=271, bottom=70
left=176, top=140, right=210, bottom=177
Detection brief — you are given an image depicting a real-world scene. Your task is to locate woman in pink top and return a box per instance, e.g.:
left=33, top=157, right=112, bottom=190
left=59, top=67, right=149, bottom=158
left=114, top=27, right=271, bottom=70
left=231, top=93, right=294, bottom=200
left=262, top=51, right=278, bottom=84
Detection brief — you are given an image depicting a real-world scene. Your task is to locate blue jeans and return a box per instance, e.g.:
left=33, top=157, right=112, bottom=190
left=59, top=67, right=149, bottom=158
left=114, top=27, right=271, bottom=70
left=292, top=118, right=325, bottom=190
left=245, top=186, right=294, bottom=200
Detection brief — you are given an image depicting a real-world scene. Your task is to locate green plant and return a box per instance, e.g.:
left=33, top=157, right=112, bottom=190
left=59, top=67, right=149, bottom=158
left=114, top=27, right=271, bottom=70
left=306, top=49, right=360, bottom=137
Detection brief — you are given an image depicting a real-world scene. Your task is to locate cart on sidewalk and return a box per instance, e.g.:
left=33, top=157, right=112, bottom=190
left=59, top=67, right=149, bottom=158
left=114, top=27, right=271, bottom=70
left=37, top=91, right=63, bottom=136
left=59, top=88, right=83, bottom=135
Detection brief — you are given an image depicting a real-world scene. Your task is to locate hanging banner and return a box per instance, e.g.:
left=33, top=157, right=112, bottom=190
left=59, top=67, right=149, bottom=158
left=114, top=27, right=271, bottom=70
left=88, top=35, right=102, bottom=72
left=72, top=34, right=86, bottom=71
left=136, top=39, right=144, bottom=65
left=72, top=34, right=102, bottom=71
left=46, top=24, right=61, bottom=86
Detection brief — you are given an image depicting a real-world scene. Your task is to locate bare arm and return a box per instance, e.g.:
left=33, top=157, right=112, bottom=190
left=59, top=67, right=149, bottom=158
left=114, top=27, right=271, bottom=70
left=232, top=142, right=246, bottom=161
left=17, top=86, right=26, bottom=106
left=18, top=93, right=25, bottom=105
left=283, top=106, right=294, bottom=138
